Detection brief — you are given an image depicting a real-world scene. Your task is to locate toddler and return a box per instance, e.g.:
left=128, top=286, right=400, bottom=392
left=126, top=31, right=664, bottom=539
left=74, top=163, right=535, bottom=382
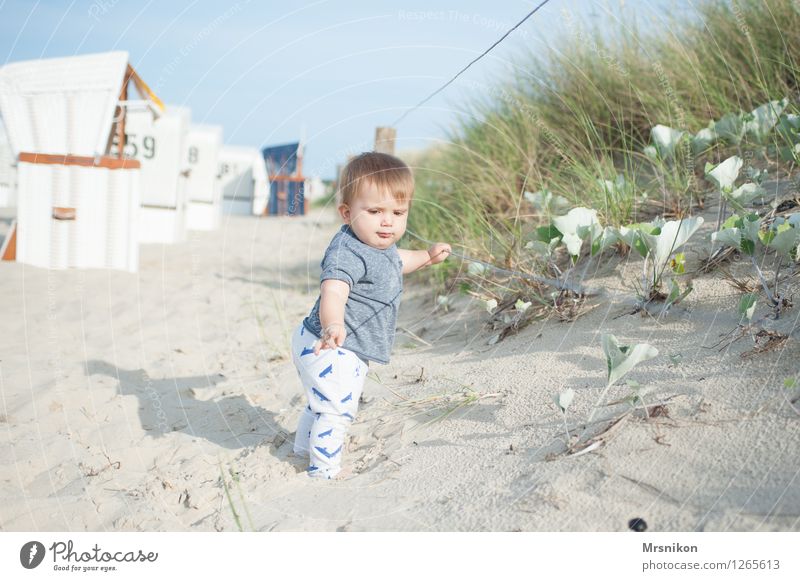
left=291, top=151, right=451, bottom=479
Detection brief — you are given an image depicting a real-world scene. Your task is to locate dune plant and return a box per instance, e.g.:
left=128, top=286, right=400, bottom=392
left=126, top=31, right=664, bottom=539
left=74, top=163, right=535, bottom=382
left=711, top=212, right=800, bottom=317
left=691, top=125, right=717, bottom=156
left=617, top=216, right=704, bottom=309
left=738, top=293, right=758, bottom=323
left=525, top=200, right=625, bottom=300
left=744, top=99, right=789, bottom=144
left=524, top=198, right=702, bottom=312
left=218, top=461, right=254, bottom=532
left=553, top=388, right=575, bottom=446
left=703, top=99, right=789, bottom=148
left=776, top=111, right=800, bottom=161
left=551, top=207, right=602, bottom=263
left=705, top=156, right=766, bottom=227
left=582, top=334, right=659, bottom=430
left=642, top=125, right=696, bottom=213
left=643, top=125, right=685, bottom=164
left=523, top=189, right=570, bottom=219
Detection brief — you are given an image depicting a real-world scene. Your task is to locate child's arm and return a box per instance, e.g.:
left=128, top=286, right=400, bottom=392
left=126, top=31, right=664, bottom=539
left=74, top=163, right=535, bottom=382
left=398, top=243, right=452, bottom=274
left=314, top=279, right=350, bottom=354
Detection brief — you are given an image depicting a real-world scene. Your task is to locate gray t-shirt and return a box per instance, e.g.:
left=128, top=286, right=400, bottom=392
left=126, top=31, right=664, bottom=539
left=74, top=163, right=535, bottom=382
left=303, top=225, right=403, bottom=364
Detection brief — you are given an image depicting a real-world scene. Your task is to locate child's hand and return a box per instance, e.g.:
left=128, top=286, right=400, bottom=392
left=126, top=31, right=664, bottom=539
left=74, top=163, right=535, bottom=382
left=314, top=323, right=347, bottom=355
left=427, top=243, right=452, bottom=266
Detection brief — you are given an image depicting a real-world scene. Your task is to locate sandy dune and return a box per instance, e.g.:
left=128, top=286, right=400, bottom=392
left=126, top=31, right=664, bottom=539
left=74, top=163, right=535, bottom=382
left=1, top=205, right=798, bottom=532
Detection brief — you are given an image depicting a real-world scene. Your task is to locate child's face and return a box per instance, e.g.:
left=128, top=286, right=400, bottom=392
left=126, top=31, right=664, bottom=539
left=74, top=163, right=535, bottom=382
left=338, top=181, right=410, bottom=250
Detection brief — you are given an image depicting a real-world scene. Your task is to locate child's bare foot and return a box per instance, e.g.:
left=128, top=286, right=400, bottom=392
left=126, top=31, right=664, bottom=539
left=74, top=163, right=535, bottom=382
left=333, top=466, right=354, bottom=481
left=301, top=466, right=356, bottom=481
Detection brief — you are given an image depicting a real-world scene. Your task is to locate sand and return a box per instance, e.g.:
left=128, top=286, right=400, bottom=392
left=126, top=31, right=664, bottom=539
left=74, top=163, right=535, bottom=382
left=1, top=202, right=798, bottom=532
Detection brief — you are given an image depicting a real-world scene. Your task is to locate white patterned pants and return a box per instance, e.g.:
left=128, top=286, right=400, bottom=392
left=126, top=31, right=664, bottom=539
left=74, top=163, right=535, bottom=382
left=291, top=323, right=368, bottom=479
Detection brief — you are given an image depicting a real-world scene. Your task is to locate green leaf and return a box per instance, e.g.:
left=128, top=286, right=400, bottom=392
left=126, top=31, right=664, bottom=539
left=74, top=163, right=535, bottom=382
left=725, top=182, right=765, bottom=210
left=721, top=213, right=743, bottom=230
left=768, top=220, right=800, bottom=257
left=778, top=145, right=798, bottom=162
left=741, top=238, right=755, bottom=255
left=784, top=378, right=797, bottom=390
left=514, top=299, right=531, bottom=312
left=691, top=126, right=716, bottom=156
left=525, top=239, right=556, bottom=259
left=552, top=207, right=601, bottom=259
left=706, top=156, right=743, bottom=191
left=666, top=278, right=681, bottom=304
left=777, top=113, right=800, bottom=147
left=714, top=112, right=745, bottom=145
left=744, top=98, right=788, bottom=141
left=742, top=213, right=762, bottom=244
left=738, top=293, right=758, bottom=322
left=670, top=252, right=686, bottom=274
left=648, top=124, right=685, bottom=161
left=759, top=229, right=776, bottom=246
left=618, top=223, right=660, bottom=259
left=536, top=224, right=562, bottom=243
left=631, top=232, right=650, bottom=258
left=712, top=227, right=742, bottom=250
left=591, top=226, right=620, bottom=257
left=553, top=388, right=575, bottom=413
left=651, top=217, right=705, bottom=275
left=663, top=279, right=693, bottom=311
left=601, top=333, right=659, bottom=388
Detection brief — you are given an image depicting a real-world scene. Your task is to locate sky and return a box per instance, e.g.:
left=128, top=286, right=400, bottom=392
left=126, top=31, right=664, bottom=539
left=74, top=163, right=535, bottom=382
left=0, top=0, right=687, bottom=179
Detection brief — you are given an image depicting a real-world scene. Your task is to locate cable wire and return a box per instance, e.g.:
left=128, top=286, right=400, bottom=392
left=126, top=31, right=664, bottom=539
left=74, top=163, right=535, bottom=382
left=391, top=0, right=552, bottom=127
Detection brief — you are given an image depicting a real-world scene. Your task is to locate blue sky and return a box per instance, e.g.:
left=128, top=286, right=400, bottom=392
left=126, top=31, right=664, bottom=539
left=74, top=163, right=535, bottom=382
left=0, top=0, right=685, bottom=178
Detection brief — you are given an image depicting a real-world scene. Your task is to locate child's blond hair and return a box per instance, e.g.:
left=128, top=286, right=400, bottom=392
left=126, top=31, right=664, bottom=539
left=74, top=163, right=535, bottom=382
left=337, top=152, right=414, bottom=206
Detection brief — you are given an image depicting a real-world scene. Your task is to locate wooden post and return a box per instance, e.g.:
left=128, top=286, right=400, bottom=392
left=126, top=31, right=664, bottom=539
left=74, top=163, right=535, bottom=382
left=374, top=127, right=396, bottom=155
left=115, top=71, right=129, bottom=159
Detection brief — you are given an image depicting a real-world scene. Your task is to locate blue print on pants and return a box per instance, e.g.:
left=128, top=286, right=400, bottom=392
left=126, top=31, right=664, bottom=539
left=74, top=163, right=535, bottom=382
left=311, top=387, right=330, bottom=402
left=315, top=444, right=342, bottom=459
left=291, top=323, right=367, bottom=479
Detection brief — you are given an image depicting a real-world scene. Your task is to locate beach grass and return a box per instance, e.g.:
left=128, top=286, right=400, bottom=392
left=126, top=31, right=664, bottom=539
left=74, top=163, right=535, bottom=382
left=405, top=0, right=800, bottom=272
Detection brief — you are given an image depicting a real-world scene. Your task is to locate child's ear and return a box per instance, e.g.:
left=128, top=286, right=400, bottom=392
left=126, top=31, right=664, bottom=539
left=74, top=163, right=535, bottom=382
left=338, top=203, right=351, bottom=224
